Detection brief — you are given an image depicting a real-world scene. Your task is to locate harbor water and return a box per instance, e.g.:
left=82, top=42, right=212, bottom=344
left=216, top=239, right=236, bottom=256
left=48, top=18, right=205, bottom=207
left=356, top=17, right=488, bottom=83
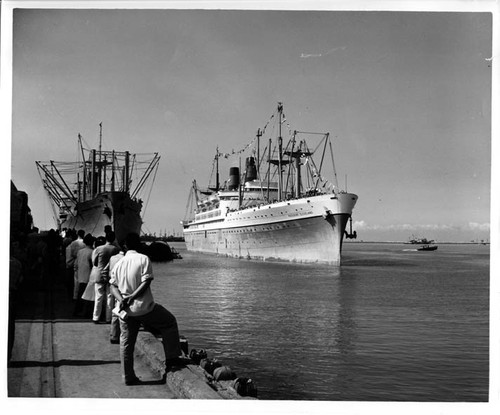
left=151, top=242, right=489, bottom=401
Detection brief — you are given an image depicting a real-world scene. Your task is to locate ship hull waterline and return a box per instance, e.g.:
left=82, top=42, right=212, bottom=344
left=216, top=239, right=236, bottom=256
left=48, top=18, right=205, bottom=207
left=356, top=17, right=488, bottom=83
left=183, top=193, right=357, bottom=266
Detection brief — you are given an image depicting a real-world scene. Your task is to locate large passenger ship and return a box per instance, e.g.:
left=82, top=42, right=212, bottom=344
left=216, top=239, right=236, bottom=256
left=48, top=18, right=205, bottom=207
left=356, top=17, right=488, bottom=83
left=36, top=124, right=160, bottom=243
left=182, top=103, right=358, bottom=265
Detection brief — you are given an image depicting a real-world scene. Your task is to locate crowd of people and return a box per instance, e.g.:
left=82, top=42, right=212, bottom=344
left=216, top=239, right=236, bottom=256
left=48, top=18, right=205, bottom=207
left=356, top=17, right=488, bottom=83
left=9, top=225, right=189, bottom=385
left=64, top=226, right=121, bottom=326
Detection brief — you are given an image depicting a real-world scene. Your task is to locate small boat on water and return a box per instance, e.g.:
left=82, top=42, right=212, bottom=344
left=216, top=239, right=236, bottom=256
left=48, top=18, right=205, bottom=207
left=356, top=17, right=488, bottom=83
left=181, top=102, right=358, bottom=266
left=418, top=245, right=438, bottom=251
left=36, top=124, right=160, bottom=243
left=407, top=235, right=435, bottom=245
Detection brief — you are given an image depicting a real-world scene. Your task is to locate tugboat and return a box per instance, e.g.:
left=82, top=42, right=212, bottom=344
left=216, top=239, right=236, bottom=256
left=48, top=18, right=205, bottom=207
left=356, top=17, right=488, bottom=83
left=417, top=244, right=438, bottom=251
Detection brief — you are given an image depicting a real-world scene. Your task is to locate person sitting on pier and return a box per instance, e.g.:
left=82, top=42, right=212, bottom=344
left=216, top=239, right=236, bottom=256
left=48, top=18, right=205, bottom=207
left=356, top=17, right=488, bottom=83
left=109, top=232, right=187, bottom=385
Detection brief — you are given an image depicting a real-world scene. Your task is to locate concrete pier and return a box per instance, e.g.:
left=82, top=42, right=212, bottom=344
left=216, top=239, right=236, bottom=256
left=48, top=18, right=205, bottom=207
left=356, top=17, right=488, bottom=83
left=7, top=272, right=238, bottom=399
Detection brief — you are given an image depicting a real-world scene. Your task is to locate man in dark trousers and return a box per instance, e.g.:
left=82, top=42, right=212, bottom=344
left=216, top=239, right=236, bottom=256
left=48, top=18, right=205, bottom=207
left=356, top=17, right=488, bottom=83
left=109, top=232, right=187, bottom=385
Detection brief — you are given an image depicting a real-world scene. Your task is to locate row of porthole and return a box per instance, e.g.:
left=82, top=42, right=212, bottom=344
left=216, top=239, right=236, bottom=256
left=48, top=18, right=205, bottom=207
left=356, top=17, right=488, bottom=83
left=189, top=225, right=287, bottom=237
left=230, top=222, right=295, bottom=232
left=223, top=199, right=314, bottom=217
left=190, top=218, right=306, bottom=236
left=196, top=239, right=265, bottom=245
left=193, top=241, right=265, bottom=249
left=225, top=240, right=262, bottom=245
left=228, top=207, right=306, bottom=221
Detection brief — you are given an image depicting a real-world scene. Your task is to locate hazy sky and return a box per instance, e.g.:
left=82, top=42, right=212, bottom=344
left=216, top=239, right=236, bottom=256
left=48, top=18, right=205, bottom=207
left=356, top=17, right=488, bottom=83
left=5, top=2, right=493, bottom=242
left=2, top=3, right=499, bottom=415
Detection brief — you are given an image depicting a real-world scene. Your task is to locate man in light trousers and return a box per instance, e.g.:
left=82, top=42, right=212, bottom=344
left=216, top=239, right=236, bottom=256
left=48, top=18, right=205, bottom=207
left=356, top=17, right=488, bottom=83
left=92, top=231, right=119, bottom=323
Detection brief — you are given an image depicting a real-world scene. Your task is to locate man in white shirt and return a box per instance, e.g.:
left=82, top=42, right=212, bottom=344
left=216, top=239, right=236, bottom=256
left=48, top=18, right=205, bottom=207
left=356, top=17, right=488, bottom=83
left=109, top=232, right=186, bottom=385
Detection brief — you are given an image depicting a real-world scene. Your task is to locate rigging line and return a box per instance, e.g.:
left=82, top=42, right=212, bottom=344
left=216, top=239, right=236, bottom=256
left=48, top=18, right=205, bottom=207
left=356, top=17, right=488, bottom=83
left=36, top=163, right=75, bottom=210
left=208, top=153, right=217, bottom=189
left=141, top=223, right=152, bottom=237
left=295, top=131, right=329, bottom=136
left=218, top=134, right=258, bottom=159
left=302, top=141, right=316, bottom=188
left=36, top=178, right=56, bottom=229
left=264, top=121, right=277, bottom=156
left=131, top=154, right=160, bottom=199
left=79, top=134, right=92, bottom=150
left=183, top=185, right=194, bottom=222
left=308, top=134, right=327, bottom=156
left=141, top=158, right=159, bottom=219
left=256, top=154, right=266, bottom=202
left=129, top=154, right=137, bottom=192
left=218, top=105, right=291, bottom=187
left=259, top=144, right=268, bottom=169
left=283, top=138, right=295, bottom=197
left=280, top=111, right=295, bottom=140
left=39, top=178, right=64, bottom=209
left=44, top=187, right=57, bottom=229
left=258, top=143, right=269, bottom=185
left=313, top=134, right=329, bottom=190
left=50, top=161, right=77, bottom=204
left=329, top=140, right=339, bottom=190
left=259, top=106, right=279, bottom=136
left=304, top=140, right=326, bottom=190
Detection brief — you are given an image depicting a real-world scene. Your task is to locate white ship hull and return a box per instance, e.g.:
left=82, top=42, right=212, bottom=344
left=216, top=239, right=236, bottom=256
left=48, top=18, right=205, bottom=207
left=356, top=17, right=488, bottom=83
left=36, top=132, right=159, bottom=244
left=59, top=191, right=142, bottom=243
left=182, top=102, right=359, bottom=266
left=183, top=193, right=357, bottom=265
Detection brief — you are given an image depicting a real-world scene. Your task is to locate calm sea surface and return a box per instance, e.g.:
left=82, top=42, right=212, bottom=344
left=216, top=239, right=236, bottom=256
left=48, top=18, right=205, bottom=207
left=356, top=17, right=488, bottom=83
left=150, top=242, right=489, bottom=401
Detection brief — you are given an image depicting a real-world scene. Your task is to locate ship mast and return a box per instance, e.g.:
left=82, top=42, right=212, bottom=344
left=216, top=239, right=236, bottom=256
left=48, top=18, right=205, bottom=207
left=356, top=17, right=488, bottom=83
left=207, top=148, right=220, bottom=193
left=125, top=151, right=130, bottom=194
left=98, top=122, right=103, bottom=194
left=99, top=123, right=102, bottom=158
left=267, top=138, right=271, bottom=202
left=293, top=132, right=300, bottom=198
left=78, top=134, right=86, bottom=202
left=277, top=102, right=283, bottom=202
left=256, top=128, right=262, bottom=175
left=216, top=146, right=220, bottom=191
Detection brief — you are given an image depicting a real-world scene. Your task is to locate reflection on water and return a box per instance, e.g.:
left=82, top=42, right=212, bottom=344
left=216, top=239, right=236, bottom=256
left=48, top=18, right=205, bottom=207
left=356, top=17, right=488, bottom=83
left=151, top=243, right=489, bottom=401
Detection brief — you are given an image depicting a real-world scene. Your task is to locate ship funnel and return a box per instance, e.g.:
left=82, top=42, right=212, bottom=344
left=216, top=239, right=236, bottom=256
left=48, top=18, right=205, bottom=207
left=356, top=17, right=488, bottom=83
left=245, top=157, right=258, bottom=183
left=227, top=167, right=240, bottom=190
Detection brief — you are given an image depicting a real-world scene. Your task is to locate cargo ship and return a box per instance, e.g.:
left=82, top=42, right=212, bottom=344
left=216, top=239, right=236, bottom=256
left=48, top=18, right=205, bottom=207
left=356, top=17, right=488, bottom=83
left=182, top=103, right=358, bottom=265
left=36, top=124, right=160, bottom=243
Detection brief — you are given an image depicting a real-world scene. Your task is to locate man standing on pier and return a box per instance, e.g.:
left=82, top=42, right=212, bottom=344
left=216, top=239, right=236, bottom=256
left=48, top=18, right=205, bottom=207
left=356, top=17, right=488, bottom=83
left=108, top=247, right=125, bottom=344
left=92, top=231, right=119, bottom=323
left=109, top=232, right=186, bottom=385
left=66, top=229, right=85, bottom=300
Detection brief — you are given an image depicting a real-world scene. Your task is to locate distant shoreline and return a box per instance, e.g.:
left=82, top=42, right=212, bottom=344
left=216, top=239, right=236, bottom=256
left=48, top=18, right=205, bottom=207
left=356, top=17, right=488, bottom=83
left=344, top=241, right=490, bottom=245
